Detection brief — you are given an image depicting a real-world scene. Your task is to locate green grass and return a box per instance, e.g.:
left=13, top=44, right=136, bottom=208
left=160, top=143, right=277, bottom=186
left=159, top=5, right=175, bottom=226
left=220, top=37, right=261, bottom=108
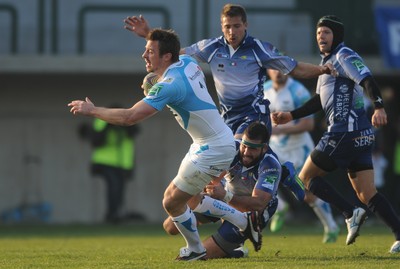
left=0, top=222, right=399, bottom=269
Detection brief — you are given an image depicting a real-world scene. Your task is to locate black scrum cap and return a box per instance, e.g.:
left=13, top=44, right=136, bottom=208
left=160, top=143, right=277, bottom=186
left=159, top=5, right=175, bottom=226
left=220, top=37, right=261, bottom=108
left=317, top=15, right=344, bottom=52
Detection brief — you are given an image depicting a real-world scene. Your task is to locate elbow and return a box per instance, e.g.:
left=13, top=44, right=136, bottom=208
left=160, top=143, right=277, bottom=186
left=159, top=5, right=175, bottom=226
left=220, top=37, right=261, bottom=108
left=252, top=200, right=269, bottom=212
left=122, top=111, right=139, bottom=126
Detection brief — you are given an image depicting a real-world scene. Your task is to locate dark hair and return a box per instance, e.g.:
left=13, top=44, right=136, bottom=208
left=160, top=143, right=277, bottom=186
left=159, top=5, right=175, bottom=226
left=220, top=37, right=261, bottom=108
left=317, top=15, right=344, bottom=51
left=244, top=122, right=270, bottom=144
left=146, top=28, right=180, bottom=62
left=221, top=4, right=247, bottom=23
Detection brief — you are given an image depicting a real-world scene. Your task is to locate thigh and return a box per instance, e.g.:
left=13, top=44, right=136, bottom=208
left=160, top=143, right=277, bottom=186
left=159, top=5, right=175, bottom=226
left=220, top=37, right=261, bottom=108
left=299, top=156, right=327, bottom=188
left=172, top=153, right=213, bottom=196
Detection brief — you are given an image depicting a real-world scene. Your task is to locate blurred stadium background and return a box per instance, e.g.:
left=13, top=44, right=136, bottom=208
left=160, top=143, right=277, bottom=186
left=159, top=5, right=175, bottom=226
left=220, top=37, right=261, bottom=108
left=0, top=0, right=399, bottom=224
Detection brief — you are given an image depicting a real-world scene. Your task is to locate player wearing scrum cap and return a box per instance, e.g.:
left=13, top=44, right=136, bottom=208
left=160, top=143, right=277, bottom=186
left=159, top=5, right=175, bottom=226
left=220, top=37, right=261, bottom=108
left=272, top=15, right=400, bottom=253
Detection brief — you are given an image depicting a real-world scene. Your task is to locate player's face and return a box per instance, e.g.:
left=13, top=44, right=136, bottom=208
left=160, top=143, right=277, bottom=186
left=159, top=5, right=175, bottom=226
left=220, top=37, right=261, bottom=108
left=267, top=69, right=288, bottom=87
left=221, top=15, right=247, bottom=49
left=142, top=40, right=162, bottom=73
left=316, top=26, right=334, bottom=55
left=239, top=136, right=265, bottom=167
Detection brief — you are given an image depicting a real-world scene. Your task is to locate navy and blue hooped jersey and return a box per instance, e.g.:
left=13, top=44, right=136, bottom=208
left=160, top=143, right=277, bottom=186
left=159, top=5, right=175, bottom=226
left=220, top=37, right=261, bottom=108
left=316, top=43, right=372, bottom=132
left=184, top=33, right=297, bottom=128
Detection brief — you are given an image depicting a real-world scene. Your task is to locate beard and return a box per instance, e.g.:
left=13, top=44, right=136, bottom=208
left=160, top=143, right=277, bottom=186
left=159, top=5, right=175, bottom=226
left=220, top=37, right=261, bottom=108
left=240, top=153, right=260, bottom=168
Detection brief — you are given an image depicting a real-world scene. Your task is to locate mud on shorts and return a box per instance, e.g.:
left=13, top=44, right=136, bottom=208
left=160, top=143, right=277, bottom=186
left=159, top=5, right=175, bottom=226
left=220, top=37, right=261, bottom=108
left=311, top=128, right=374, bottom=173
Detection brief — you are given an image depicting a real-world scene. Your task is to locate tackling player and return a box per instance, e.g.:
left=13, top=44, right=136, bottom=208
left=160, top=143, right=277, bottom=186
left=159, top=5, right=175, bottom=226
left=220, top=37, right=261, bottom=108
left=163, top=122, right=284, bottom=258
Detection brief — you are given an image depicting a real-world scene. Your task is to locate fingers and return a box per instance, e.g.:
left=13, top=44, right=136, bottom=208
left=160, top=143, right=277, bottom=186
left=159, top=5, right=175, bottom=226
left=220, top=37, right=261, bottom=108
left=271, top=112, right=280, bottom=125
left=331, top=67, right=338, bottom=77
left=372, top=117, right=387, bottom=128
left=67, top=100, right=85, bottom=115
left=123, top=16, right=140, bottom=31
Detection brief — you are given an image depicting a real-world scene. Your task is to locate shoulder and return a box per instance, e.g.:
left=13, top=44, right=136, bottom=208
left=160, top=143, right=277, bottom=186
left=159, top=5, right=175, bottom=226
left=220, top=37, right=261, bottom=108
left=259, top=149, right=281, bottom=171
left=335, top=45, right=371, bottom=75
left=335, top=45, right=365, bottom=66
left=194, top=37, right=223, bottom=49
left=246, top=36, right=276, bottom=53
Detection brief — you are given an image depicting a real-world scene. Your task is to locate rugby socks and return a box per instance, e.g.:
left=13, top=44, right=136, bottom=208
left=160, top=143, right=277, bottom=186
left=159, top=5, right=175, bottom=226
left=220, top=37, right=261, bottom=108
left=171, top=206, right=205, bottom=253
left=193, top=195, right=247, bottom=231
left=308, top=176, right=354, bottom=219
left=310, top=197, right=338, bottom=232
left=368, top=192, right=400, bottom=240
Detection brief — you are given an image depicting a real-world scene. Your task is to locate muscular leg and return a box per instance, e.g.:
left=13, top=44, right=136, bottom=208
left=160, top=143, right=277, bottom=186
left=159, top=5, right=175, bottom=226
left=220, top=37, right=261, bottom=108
left=349, top=170, right=400, bottom=241
left=300, top=156, right=354, bottom=219
left=299, top=156, right=327, bottom=187
left=163, top=182, right=205, bottom=253
left=347, top=170, right=377, bottom=204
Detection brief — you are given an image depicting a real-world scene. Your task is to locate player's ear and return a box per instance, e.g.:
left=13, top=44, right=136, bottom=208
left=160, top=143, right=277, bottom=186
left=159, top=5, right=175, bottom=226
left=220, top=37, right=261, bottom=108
left=163, top=52, right=172, bottom=63
left=262, top=144, right=268, bottom=153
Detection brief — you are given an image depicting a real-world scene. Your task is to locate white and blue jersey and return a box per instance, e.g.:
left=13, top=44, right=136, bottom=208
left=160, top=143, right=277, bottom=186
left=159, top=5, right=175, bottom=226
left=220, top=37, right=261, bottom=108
left=184, top=33, right=297, bottom=133
left=316, top=43, right=371, bottom=133
left=144, top=55, right=235, bottom=177
left=264, top=78, right=314, bottom=169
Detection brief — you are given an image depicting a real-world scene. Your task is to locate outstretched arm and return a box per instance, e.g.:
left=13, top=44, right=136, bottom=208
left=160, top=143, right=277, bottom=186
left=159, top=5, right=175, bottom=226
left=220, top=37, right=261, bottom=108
left=272, top=94, right=322, bottom=126
left=289, top=62, right=338, bottom=79
left=124, top=15, right=151, bottom=38
left=68, top=97, right=158, bottom=126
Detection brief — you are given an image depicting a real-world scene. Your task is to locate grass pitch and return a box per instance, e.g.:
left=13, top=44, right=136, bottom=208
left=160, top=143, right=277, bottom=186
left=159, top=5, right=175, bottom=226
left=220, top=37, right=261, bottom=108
left=0, top=222, right=399, bottom=269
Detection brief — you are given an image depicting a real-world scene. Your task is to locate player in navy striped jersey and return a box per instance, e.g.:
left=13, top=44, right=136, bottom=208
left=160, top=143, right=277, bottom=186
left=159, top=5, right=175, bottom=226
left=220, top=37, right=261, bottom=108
left=272, top=15, right=400, bottom=253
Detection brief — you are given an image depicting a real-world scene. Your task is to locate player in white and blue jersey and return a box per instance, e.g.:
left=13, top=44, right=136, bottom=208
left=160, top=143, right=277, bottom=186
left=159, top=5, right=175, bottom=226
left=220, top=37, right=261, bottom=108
left=69, top=29, right=264, bottom=261
left=272, top=15, right=400, bottom=254
left=163, top=122, right=284, bottom=258
left=264, top=69, right=339, bottom=243
left=124, top=4, right=335, bottom=139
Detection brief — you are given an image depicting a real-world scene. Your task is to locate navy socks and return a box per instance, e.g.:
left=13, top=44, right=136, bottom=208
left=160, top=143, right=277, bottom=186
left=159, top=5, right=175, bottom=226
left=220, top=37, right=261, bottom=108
left=308, top=176, right=354, bottom=219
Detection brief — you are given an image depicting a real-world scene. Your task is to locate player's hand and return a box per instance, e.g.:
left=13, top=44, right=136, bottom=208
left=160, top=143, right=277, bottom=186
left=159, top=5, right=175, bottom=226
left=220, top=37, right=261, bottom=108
left=371, top=108, right=387, bottom=128
left=68, top=97, right=95, bottom=116
left=204, top=183, right=225, bottom=200
left=322, top=63, right=338, bottom=77
left=123, top=15, right=150, bottom=38
left=271, top=111, right=293, bottom=126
